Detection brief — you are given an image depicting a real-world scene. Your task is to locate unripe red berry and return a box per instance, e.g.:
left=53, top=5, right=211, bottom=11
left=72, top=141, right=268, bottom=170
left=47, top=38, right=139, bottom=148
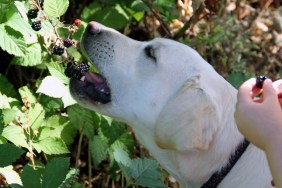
left=74, top=19, right=81, bottom=26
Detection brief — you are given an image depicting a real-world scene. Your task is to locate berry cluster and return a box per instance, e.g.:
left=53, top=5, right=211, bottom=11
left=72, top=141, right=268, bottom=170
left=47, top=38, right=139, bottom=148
left=64, top=61, right=90, bottom=80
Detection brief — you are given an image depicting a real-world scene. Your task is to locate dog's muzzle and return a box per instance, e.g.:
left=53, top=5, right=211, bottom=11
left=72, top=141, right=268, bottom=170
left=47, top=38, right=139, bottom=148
left=69, top=22, right=112, bottom=104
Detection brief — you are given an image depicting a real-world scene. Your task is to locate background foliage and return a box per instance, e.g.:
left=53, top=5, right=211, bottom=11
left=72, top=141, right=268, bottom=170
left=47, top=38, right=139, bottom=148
left=0, top=0, right=281, bottom=187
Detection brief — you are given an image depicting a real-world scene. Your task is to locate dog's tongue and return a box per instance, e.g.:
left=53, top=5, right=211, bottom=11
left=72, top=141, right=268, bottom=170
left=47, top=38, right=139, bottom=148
left=83, top=71, right=105, bottom=84
left=82, top=71, right=111, bottom=104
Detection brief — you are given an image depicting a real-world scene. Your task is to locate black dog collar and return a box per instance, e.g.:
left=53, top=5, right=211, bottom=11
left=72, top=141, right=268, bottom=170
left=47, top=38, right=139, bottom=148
left=201, top=139, right=250, bottom=188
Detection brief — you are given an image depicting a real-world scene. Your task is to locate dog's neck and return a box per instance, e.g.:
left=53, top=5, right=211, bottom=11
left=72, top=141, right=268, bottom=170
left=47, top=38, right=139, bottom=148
left=178, top=102, right=272, bottom=188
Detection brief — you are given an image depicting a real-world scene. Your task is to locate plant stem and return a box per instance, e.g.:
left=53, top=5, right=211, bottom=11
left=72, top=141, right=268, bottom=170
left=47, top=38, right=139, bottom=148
left=88, top=144, right=92, bottom=188
left=75, top=128, right=84, bottom=168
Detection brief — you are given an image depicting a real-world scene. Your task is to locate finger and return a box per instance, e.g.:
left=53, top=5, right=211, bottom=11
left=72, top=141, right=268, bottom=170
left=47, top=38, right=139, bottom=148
left=273, top=79, right=282, bottom=94
left=262, top=79, right=278, bottom=103
left=237, top=78, right=257, bottom=103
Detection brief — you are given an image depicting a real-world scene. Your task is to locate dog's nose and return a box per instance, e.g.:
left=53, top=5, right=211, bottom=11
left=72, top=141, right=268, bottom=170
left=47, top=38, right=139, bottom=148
left=87, top=21, right=103, bottom=35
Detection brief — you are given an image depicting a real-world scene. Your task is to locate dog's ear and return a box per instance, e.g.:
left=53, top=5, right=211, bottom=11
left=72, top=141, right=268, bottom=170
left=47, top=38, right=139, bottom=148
left=154, top=80, right=220, bottom=151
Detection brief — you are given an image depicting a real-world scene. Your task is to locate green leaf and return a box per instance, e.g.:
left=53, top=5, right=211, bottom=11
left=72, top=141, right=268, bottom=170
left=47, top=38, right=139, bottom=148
left=37, top=76, right=68, bottom=98
left=129, top=158, right=167, bottom=188
left=14, top=1, right=28, bottom=22
left=32, top=137, right=69, bottom=155
left=0, top=74, right=19, bottom=99
left=29, top=103, right=45, bottom=131
left=67, top=104, right=99, bottom=138
left=42, top=157, right=70, bottom=188
left=0, top=143, right=25, bottom=167
left=43, top=0, right=69, bottom=18
left=91, top=5, right=130, bottom=30
left=112, top=147, right=132, bottom=179
left=113, top=148, right=167, bottom=188
left=58, top=168, right=79, bottom=188
left=0, top=166, right=22, bottom=185
left=37, top=115, right=77, bottom=145
left=18, top=86, right=37, bottom=104
left=21, top=164, right=41, bottom=188
left=89, top=136, right=109, bottom=167
left=2, top=108, right=18, bottom=125
left=0, top=25, right=26, bottom=56
left=12, top=43, right=42, bottom=67
left=47, top=62, right=69, bottom=85
left=2, top=125, right=28, bottom=148
left=0, top=110, right=4, bottom=135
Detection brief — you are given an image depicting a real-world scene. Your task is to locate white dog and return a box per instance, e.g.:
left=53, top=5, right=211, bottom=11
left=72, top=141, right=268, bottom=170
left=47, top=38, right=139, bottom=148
left=70, top=22, right=272, bottom=188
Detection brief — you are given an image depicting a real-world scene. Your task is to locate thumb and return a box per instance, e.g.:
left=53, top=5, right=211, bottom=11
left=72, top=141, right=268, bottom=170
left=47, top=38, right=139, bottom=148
left=262, top=79, right=277, bottom=102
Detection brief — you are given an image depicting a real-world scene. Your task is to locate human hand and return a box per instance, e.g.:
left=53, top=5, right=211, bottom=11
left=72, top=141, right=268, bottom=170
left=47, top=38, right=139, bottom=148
left=235, top=78, right=282, bottom=152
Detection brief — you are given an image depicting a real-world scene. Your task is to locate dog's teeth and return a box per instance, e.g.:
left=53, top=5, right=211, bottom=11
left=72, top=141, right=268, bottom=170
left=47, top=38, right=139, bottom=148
left=80, top=76, right=86, bottom=81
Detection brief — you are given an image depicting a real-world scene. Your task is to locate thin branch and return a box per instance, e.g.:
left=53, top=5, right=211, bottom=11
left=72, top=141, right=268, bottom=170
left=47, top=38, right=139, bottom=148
left=174, top=2, right=206, bottom=40
left=141, top=0, right=172, bottom=38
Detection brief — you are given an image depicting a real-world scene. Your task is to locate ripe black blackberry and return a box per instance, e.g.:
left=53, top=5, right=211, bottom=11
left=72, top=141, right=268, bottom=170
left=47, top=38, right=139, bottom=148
left=63, top=39, right=73, bottom=48
left=256, top=75, right=268, bottom=88
left=77, top=62, right=90, bottom=73
left=53, top=45, right=65, bottom=55
left=31, top=21, right=41, bottom=31
left=64, top=62, right=82, bottom=79
left=27, top=9, right=38, bottom=19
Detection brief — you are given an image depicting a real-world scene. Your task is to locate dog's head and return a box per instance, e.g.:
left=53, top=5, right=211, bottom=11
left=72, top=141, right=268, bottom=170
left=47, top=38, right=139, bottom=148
left=70, top=22, right=237, bottom=151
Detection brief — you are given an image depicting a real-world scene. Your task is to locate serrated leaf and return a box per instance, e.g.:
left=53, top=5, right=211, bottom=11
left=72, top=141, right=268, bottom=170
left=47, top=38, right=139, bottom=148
left=0, top=74, right=19, bottom=99
left=14, top=1, right=28, bottom=22
left=37, top=115, right=77, bottom=145
left=113, top=148, right=167, bottom=188
left=0, top=166, right=22, bottom=185
left=58, top=168, right=79, bottom=188
left=90, top=136, right=109, bottom=167
left=12, top=43, right=42, bottom=67
left=20, top=164, right=41, bottom=188
left=42, top=157, right=70, bottom=188
left=129, top=158, right=167, bottom=188
left=2, top=125, right=28, bottom=148
left=2, top=108, right=18, bottom=125
left=29, top=103, right=45, bottom=131
left=32, top=137, right=69, bottom=155
left=0, top=25, right=26, bottom=56
left=37, top=76, right=68, bottom=98
left=67, top=104, right=99, bottom=138
left=43, top=0, right=69, bottom=18
left=0, top=144, right=24, bottom=167
left=62, top=86, right=76, bottom=108
left=18, top=86, right=36, bottom=104
left=47, top=62, right=69, bottom=84
left=92, top=5, right=129, bottom=30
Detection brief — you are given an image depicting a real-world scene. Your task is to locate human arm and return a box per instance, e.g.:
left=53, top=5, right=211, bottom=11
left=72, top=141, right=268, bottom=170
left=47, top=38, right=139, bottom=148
left=235, top=78, right=282, bottom=188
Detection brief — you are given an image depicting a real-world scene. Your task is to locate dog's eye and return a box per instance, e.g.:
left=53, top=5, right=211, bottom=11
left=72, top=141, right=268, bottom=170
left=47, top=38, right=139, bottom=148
left=144, top=45, right=156, bottom=61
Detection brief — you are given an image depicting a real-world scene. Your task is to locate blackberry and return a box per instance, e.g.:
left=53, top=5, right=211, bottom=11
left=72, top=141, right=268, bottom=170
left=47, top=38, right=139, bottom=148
left=31, top=21, right=41, bottom=31
left=64, top=62, right=82, bottom=79
left=63, top=39, right=73, bottom=48
left=256, top=75, right=268, bottom=88
left=27, top=9, right=38, bottom=19
left=53, top=45, right=65, bottom=55
left=77, top=62, right=90, bottom=73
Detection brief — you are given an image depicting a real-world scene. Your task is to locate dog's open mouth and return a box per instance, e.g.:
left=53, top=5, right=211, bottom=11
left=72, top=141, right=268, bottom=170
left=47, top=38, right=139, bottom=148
left=68, top=64, right=111, bottom=104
